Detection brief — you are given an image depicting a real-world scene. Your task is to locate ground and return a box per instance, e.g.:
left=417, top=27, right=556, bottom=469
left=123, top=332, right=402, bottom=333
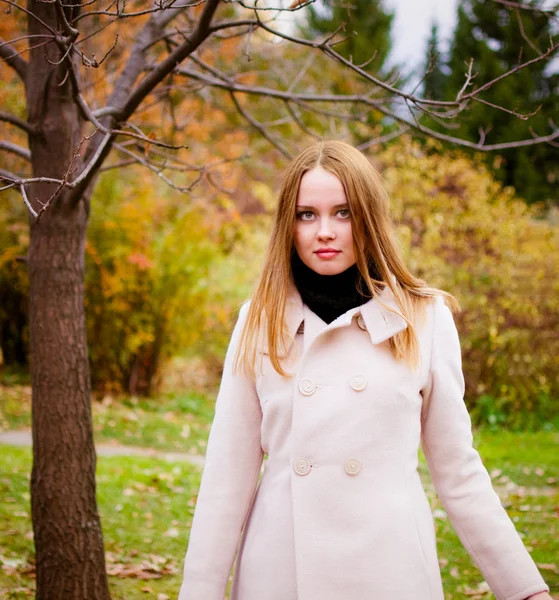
left=0, top=383, right=557, bottom=599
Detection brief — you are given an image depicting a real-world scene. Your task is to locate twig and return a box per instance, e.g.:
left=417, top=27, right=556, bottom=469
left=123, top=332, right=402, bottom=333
left=19, top=183, right=38, bottom=218
left=72, top=0, right=206, bottom=24
left=488, top=0, right=559, bottom=19
left=229, top=91, right=292, bottom=158
left=514, top=8, right=543, bottom=56
left=355, top=126, right=411, bottom=151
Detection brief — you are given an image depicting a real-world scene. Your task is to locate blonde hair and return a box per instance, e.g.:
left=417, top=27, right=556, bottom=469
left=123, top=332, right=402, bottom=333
left=234, top=140, right=459, bottom=377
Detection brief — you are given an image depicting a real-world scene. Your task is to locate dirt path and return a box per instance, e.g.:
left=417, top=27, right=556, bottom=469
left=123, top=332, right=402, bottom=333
left=0, top=429, right=205, bottom=467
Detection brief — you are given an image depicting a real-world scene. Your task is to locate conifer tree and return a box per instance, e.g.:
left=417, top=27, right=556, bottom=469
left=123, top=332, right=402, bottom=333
left=423, top=22, right=446, bottom=101
left=305, top=0, right=395, bottom=75
left=440, top=1, right=558, bottom=204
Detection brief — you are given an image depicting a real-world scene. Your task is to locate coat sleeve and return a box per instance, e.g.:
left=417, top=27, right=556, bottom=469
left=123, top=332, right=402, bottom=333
left=420, top=296, right=549, bottom=600
left=178, top=301, right=264, bottom=600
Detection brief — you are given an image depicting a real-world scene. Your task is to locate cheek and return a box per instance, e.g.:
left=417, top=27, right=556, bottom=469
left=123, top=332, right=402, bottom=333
left=341, top=222, right=354, bottom=246
left=293, top=224, right=310, bottom=249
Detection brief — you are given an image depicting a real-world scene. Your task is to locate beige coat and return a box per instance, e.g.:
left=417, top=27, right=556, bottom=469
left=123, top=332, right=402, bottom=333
left=178, top=286, right=549, bottom=600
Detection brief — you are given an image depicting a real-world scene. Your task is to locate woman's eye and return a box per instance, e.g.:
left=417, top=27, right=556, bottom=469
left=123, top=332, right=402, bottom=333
left=297, top=211, right=315, bottom=221
left=337, top=209, right=350, bottom=219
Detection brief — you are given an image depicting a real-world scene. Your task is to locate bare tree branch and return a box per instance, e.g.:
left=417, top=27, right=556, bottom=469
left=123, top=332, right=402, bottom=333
left=18, top=182, right=38, bottom=218
left=2, top=0, right=558, bottom=220
left=355, top=126, right=411, bottom=151
left=2, top=0, right=58, bottom=36
left=72, top=0, right=207, bottom=24
left=118, top=0, right=222, bottom=121
left=65, top=0, right=219, bottom=204
left=284, top=101, right=321, bottom=140
left=229, top=91, right=292, bottom=158
left=0, top=140, right=31, bottom=161
left=0, top=36, right=28, bottom=80
left=489, top=0, right=559, bottom=20
left=464, top=40, right=558, bottom=99
left=208, top=18, right=261, bottom=34
left=252, top=15, right=559, bottom=111
left=171, top=64, right=386, bottom=107
left=113, top=141, right=205, bottom=192
left=514, top=8, right=544, bottom=56
left=226, top=0, right=317, bottom=11
left=0, top=111, right=35, bottom=134
left=170, top=62, right=559, bottom=151
left=0, top=167, right=21, bottom=184
left=375, top=103, right=559, bottom=151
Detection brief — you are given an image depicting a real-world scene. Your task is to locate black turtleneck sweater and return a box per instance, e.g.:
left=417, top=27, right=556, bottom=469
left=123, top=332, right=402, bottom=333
left=290, top=252, right=381, bottom=324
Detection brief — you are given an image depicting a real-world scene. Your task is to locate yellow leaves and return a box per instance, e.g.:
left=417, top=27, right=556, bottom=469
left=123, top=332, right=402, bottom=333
left=251, top=181, right=276, bottom=212
left=376, top=139, right=559, bottom=424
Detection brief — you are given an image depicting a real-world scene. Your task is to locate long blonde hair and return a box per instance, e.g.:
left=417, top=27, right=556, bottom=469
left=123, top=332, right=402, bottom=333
left=234, top=140, right=459, bottom=377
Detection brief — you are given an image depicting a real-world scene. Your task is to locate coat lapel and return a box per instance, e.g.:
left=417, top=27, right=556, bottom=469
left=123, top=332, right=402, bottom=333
left=358, top=285, right=408, bottom=345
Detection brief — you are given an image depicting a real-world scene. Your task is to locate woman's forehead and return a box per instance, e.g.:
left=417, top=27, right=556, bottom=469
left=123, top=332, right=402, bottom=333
left=297, top=167, right=347, bottom=207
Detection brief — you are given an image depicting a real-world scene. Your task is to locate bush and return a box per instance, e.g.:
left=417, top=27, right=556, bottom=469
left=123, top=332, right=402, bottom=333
left=85, top=170, right=226, bottom=395
left=379, top=139, right=559, bottom=428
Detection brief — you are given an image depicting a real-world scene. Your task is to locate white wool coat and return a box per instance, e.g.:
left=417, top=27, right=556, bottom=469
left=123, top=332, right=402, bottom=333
left=178, top=285, right=549, bottom=600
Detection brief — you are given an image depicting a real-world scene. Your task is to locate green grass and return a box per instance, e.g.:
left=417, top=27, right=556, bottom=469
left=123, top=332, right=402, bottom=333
left=0, top=385, right=214, bottom=455
left=418, top=431, right=559, bottom=597
left=92, top=393, right=214, bottom=455
left=1, top=446, right=201, bottom=599
left=1, top=381, right=558, bottom=598
left=1, top=435, right=558, bottom=598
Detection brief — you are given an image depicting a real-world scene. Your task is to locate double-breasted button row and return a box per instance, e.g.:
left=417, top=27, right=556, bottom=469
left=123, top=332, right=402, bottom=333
left=298, top=375, right=367, bottom=395
left=293, top=458, right=362, bottom=476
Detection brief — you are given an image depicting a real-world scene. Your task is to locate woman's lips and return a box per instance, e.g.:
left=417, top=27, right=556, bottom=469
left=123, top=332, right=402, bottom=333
left=315, top=250, right=340, bottom=259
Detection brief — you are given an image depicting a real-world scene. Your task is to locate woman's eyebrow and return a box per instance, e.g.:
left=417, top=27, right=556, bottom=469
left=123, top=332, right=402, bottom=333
left=296, top=203, right=349, bottom=210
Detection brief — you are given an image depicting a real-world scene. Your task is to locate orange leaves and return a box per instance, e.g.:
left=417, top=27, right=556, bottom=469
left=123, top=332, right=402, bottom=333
left=128, top=253, right=154, bottom=270
left=105, top=552, right=179, bottom=580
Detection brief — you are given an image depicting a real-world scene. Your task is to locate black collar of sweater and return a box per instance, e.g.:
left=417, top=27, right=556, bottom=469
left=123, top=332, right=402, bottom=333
left=290, top=252, right=381, bottom=324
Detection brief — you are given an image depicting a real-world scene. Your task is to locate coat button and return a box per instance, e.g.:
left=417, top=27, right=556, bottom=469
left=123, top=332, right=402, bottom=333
left=344, top=458, right=362, bottom=476
left=350, top=374, right=367, bottom=391
left=298, top=379, right=316, bottom=395
left=294, top=458, right=311, bottom=476
left=357, top=314, right=367, bottom=331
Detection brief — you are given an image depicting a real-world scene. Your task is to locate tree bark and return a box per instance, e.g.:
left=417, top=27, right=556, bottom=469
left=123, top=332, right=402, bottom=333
left=26, top=1, right=110, bottom=597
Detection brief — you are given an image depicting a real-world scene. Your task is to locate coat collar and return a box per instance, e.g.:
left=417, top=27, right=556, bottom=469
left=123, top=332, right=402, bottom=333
left=259, top=278, right=407, bottom=356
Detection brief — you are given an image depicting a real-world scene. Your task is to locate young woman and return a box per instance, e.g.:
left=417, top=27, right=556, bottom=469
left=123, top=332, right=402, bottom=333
left=178, top=141, right=551, bottom=600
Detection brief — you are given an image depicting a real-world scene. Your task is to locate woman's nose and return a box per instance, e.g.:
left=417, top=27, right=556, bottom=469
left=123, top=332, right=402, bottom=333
left=317, top=219, right=336, bottom=240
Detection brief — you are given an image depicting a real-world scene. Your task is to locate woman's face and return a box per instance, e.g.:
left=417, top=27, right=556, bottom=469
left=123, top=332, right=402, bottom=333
left=293, top=166, right=356, bottom=275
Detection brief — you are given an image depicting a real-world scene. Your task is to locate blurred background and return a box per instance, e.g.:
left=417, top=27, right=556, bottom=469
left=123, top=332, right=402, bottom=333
left=0, top=0, right=558, bottom=598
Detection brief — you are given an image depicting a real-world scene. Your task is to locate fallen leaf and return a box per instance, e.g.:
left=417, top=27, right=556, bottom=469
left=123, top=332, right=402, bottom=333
left=164, top=527, right=180, bottom=538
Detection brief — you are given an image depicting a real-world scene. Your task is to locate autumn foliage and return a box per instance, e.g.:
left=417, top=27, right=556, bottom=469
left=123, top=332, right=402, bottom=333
left=1, top=136, right=557, bottom=426
left=382, top=139, right=559, bottom=427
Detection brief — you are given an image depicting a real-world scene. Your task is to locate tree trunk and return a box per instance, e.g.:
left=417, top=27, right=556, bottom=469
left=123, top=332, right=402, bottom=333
left=26, top=1, right=111, bottom=598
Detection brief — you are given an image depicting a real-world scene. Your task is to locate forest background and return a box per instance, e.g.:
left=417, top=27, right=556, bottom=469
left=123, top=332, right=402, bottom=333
left=0, top=0, right=558, bottom=598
